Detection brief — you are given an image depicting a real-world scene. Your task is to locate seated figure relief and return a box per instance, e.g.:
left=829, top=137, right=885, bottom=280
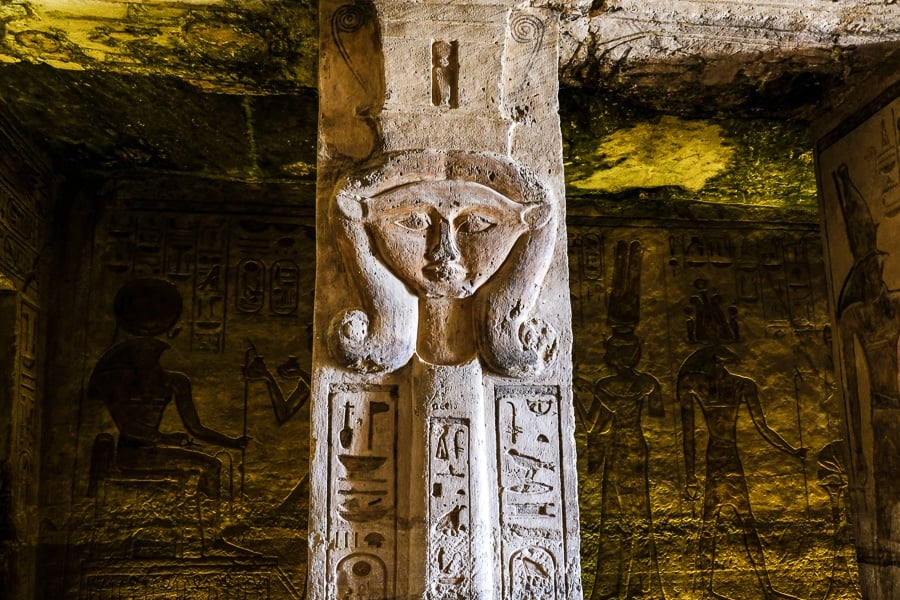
left=88, top=279, right=249, bottom=500
left=329, top=150, right=558, bottom=377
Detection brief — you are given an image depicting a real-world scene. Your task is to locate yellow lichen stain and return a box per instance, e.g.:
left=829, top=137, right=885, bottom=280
left=570, top=116, right=733, bottom=193
left=283, top=161, right=316, bottom=177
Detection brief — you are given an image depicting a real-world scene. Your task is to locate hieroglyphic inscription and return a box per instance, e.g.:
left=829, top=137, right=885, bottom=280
left=270, top=259, right=300, bottom=316
left=568, top=232, right=605, bottom=332
left=97, top=214, right=310, bottom=353
left=12, top=300, right=38, bottom=520
left=0, top=169, right=48, bottom=289
left=337, top=553, right=388, bottom=600
left=327, top=385, right=397, bottom=600
left=192, top=219, right=228, bottom=352
left=232, top=220, right=307, bottom=318
left=80, top=559, right=303, bottom=599
left=510, top=546, right=556, bottom=600
left=0, top=111, right=50, bottom=600
left=669, top=231, right=820, bottom=337
left=496, top=386, right=566, bottom=600
left=428, top=417, right=471, bottom=599
left=872, top=108, right=900, bottom=215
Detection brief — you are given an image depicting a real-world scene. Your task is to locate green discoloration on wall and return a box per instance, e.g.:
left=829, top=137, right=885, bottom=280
left=562, top=88, right=818, bottom=213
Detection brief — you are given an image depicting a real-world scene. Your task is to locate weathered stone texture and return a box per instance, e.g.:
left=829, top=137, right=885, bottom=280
left=560, top=0, right=900, bottom=116
left=569, top=217, right=854, bottom=599
left=817, top=81, right=900, bottom=600
left=311, top=2, right=581, bottom=598
left=0, top=106, right=53, bottom=600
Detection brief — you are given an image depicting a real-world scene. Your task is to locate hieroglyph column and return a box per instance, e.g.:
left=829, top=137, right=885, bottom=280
left=311, top=2, right=581, bottom=599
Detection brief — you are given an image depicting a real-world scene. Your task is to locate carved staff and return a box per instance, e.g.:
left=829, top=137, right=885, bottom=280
left=793, top=368, right=812, bottom=521
left=240, top=341, right=261, bottom=500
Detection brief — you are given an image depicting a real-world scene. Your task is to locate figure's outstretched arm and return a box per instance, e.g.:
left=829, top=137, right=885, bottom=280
left=743, top=378, right=805, bottom=458
left=265, top=371, right=311, bottom=425
left=170, top=371, right=248, bottom=449
left=243, top=347, right=310, bottom=424
left=574, top=377, right=611, bottom=434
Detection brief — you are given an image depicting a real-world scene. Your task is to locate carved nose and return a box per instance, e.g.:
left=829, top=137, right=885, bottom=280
left=427, top=218, right=460, bottom=263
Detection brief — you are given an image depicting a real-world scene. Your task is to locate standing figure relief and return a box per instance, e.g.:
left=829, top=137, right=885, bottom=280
left=576, top=240, right=666, bottom=600
left=679, top=345, right=806, bottom=600
left=833, top=162, right=900, bottom=587
left=329, top=150, right=558, bottom=377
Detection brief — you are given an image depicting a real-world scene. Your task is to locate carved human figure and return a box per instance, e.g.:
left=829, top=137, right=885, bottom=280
left=330, top=151, right=558, bottom=376
left=578, top=334, right=664, bottom=600
left=432, top=41, right=453, bottom=108
left=575, top=240, right=665, bottom=599
left=833, top=163, right=900, bottom=592
left=678, top=345, right=806, bottom=600
left=88, top=279, right=249, bottom=499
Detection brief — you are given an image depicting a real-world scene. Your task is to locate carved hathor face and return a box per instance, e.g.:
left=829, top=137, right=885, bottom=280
left=364, top=180, right=537, bottom=299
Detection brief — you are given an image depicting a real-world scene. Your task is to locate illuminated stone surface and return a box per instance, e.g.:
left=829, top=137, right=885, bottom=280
left=0, top=1, right=895, bottom=600
left=311, top=2, right=581, bottom=597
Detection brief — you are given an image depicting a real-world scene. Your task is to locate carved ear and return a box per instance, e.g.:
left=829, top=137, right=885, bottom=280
left=336, top=194, right=366, bottom=220
left=522, top=203, right=552, bottom=229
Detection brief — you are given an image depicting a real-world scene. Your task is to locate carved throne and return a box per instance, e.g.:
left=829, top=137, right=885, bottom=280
left=86, top=432, right=232, bottom=559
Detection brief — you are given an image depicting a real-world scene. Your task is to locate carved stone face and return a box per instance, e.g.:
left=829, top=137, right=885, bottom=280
left=365, top=180, right=533, bottom=299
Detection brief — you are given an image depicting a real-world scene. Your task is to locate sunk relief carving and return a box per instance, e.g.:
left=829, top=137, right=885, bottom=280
left=88, top=279, right=249, bottom=502
left=510, top=546, right=556, bottom=600
left=330, top=151, right=558, bottom=377
left=679, top=344, right=806, bottom=600
left=428, top=417, right=472, bottom=599
left=832, top=162, right=900, bottom=587
left=432, top=41, right=458, bottom=109
left=337, top=553, right=387, bottom=600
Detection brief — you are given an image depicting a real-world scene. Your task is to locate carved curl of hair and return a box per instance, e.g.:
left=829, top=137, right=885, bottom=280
left=330, top=150, right=558, bottom=377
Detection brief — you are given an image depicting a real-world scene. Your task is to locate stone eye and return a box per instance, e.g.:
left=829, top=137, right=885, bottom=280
left=396, top=212, right=431, bottom=231
left=457, top=213, right=495, bottom=234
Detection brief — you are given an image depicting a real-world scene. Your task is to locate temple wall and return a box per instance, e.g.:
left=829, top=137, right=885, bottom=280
left=28, top=170, right=856, bottom=599
left=37, top=177, right=315, bottom=599
left=570, top=219, right=854, bottom=599
left=816, top=80, right=900, bottom=600
left=0, top=107, right=54, bottom=600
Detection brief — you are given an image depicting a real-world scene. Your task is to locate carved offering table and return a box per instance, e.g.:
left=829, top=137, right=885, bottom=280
left=309, top=1, right=582, bottom=599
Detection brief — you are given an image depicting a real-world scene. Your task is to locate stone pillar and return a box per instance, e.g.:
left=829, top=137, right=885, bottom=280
left=310, top=1, right=581, bottom=598
left=817, top=80, right=900, bottom=599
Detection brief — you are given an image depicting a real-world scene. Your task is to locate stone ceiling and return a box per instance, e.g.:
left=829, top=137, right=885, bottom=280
left=0, top=0, right=897, bottom=175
